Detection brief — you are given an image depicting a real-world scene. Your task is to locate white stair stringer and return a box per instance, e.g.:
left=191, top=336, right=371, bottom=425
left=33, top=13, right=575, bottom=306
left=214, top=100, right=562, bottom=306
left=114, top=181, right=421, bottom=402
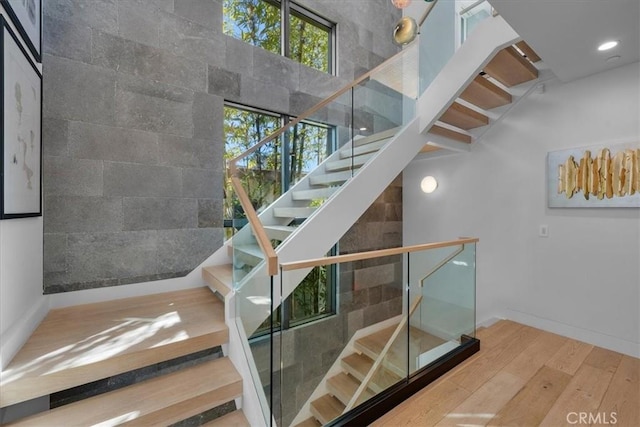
left=418, top=16, right=521, bottom=138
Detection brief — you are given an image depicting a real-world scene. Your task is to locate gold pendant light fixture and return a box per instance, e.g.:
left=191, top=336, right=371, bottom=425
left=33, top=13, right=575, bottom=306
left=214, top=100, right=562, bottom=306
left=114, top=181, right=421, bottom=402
left=391, top=0, right=436, bottom=45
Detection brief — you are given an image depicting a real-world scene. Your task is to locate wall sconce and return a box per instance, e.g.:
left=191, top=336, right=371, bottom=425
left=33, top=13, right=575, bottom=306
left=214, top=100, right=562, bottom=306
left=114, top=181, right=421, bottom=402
left=420, top=176, right=438, bottom=193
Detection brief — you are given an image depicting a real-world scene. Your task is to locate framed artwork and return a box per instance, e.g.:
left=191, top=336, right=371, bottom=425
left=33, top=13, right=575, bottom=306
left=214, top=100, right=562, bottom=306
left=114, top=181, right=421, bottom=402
left=548, top=141, right=640, bottom=208
left=1, top=15, right=42, bottom=219
left=0, top=0, right=41, bottom=62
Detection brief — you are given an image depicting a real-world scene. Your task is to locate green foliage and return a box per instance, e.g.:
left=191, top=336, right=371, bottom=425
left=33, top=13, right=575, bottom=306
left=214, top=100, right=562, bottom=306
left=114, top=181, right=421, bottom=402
left=223, top=0, right=281, bottom=54
left=224, top=0, right=331, bottom=73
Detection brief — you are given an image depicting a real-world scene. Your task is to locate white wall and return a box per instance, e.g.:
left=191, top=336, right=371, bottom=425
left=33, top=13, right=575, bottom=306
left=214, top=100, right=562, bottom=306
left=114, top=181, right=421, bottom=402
left=404, top=61, right=640, bottom=357
left=0, top=6, right=49, bottom=370
left=0, top=218, right=47, bottom=369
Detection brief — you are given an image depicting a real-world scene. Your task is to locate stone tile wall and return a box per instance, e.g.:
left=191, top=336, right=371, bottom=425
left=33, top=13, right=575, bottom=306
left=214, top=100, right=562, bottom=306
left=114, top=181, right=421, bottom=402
left=42, top=0, right=400, bottom=293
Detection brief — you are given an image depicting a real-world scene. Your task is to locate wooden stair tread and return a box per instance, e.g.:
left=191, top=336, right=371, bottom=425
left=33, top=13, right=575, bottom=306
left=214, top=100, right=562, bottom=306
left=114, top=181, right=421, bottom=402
left=0, top=287, right=227, bottom=408
left=429, top=124, right=472, bottom=144
left=6, top=357, right=242, bottom=426
left=202, top=264, right=233, bottom=297
left=484, top=46, right=539, bottom=87
left=203, top=410, right=250, bottom=426
left=310, top=394, right=345, bottom=425
left=439, top=102, right=489, bottom=130
left=420, top=145, right=442, bottom=154
left=327, top=372, right=374, bottom=406
left=295, top=416, right=322, bottom=427
left=341, top=353, right=402, bottom=394
left=460, top=75, right=512, bottom=110
left=355, top=325, right=447, bottom=376
left=515, top=40, right=541, bottom=62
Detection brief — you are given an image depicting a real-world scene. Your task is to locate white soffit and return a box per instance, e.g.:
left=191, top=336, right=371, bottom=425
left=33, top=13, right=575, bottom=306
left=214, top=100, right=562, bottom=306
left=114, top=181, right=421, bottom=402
left=490, top=0, right=640, bottom=82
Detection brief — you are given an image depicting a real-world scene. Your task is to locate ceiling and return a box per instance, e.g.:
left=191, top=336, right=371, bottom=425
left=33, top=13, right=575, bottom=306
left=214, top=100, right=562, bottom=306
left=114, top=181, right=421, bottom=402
left=490, top=0, right=640, bottom=82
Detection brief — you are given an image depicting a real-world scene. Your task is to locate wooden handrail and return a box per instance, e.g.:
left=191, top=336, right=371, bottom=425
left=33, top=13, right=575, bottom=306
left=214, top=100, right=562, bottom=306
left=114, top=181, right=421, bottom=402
left=229, top=176, right=278, bottom=276
left=345, top=295, right=424, bottom=411
left=280, top=238, right=479, bottom=271
left=227, top=42, right=419, bottom=169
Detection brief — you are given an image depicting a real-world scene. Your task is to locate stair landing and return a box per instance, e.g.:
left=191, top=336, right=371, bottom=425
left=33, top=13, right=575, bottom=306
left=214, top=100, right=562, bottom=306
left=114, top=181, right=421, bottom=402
left=0, top=287, right=228, bottom=408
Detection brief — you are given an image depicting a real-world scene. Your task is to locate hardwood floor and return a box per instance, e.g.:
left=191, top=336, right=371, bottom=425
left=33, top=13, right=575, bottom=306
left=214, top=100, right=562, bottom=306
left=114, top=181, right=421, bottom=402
left=372, top=320, right=639, bottom=427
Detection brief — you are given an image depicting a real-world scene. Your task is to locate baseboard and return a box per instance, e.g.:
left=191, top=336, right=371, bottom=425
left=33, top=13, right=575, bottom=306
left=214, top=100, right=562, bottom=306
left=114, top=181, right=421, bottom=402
left=504, top=309, right=640, bottom=358
left=0, top=296, right=49, bottom=370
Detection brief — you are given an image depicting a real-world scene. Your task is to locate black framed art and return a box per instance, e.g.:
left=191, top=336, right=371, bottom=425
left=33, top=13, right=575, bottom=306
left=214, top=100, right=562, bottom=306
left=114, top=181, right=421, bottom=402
left=1, top=15, right=42, bottom=219
left=0, top=0, right=41, bottom=62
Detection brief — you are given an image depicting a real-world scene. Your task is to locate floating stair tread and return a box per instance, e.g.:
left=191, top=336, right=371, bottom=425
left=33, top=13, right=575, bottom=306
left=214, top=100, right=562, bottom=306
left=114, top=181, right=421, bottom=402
left=310, top=171, right=352, bottom=186
left=352, top=127, right=398, bottom=147
left=273, top=207, right=317, bottom=219
left=202, top=264, right=233, bottom=297
left=342, top=137, right=390, bottom=158
left=484, top=46, right=539, bottom=87
left=341, top=353, right=401, bottom=394
left=263, top=225, right=297, bottom=241
left=327, top=372, right=374, bottom=406
left=5, top=357, right=242, bottom=426
left=325, top=153, right=375, bottom=172
left=295, top=417, right=322, bottom=427
left=515, top=40, right=541, bottom=62
left=203, top=410, right=250, bottom=426
left=439, top=102, right=489, bottom=130
left=0, top=287, right=227, bottom=408
left=460, top=75, right=512, bottom=110
left=292, top=187, right=338, bottom=201
left=310, top=394, right=345, bottom=425
left=429, top=124, right=472, bottom=144
left=420, top=145, right=442, bottom=154
left=355, top=325, right=447, bottom=377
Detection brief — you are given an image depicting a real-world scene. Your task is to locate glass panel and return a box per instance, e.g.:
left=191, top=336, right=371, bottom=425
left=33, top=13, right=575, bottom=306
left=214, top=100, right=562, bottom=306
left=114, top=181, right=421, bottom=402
left=408, top=243, right=476, bottom=374
left=234, top=276, right=276, bottom=427
left=289, top=11, right=331, bottom=73
left=419, top=0, right=491, bottom=95
left=278, top=253, right=405, bottom=426
left=223, top=0, right=281, bottom=55
left=287, top=121, right=332, bottom=187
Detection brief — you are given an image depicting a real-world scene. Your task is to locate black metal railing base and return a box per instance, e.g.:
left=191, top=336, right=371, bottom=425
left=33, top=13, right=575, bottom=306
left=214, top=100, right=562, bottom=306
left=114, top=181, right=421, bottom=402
left=326, top=335, right=480, bottom=427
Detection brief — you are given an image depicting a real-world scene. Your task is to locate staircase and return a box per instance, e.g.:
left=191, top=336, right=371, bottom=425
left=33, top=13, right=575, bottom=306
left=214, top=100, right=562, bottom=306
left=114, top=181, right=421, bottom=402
left=208, top=15, right=547, bottom=340
left=0, top=288, right=250, bottom=426
left=294, top=323, right=447, bottom=426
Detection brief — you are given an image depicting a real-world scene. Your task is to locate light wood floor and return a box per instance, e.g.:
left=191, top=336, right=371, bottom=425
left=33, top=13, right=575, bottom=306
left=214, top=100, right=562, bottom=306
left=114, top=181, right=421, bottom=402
left=373, top=320, right=639, bottom=427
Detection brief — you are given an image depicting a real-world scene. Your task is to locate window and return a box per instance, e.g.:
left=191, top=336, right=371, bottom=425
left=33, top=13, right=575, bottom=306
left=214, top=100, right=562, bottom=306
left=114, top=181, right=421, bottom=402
left=223, top=0, right=335, bottom=74
left=223, top=104, right=338, bottom=332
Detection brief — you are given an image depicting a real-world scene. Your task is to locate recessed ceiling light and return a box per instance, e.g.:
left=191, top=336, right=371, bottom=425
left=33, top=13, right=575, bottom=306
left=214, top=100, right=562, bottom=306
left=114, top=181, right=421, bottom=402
left=598, top=40, right=619, bottom=51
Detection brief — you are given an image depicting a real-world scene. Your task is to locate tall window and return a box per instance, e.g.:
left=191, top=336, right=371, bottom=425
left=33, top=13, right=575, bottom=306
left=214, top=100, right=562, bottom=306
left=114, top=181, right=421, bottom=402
left=223, top=0, right=335, bottom=74
left=224, top=104, right=337, bottom=331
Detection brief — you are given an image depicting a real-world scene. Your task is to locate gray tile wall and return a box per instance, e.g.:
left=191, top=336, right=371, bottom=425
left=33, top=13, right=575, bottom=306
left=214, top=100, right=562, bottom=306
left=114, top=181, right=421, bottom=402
left=42, top=0, right=401, bottom=293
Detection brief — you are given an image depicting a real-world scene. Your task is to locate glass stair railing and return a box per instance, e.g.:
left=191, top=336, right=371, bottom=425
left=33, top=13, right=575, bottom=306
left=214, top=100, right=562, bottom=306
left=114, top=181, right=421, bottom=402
left=279, top=239, right=479, bottom=427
